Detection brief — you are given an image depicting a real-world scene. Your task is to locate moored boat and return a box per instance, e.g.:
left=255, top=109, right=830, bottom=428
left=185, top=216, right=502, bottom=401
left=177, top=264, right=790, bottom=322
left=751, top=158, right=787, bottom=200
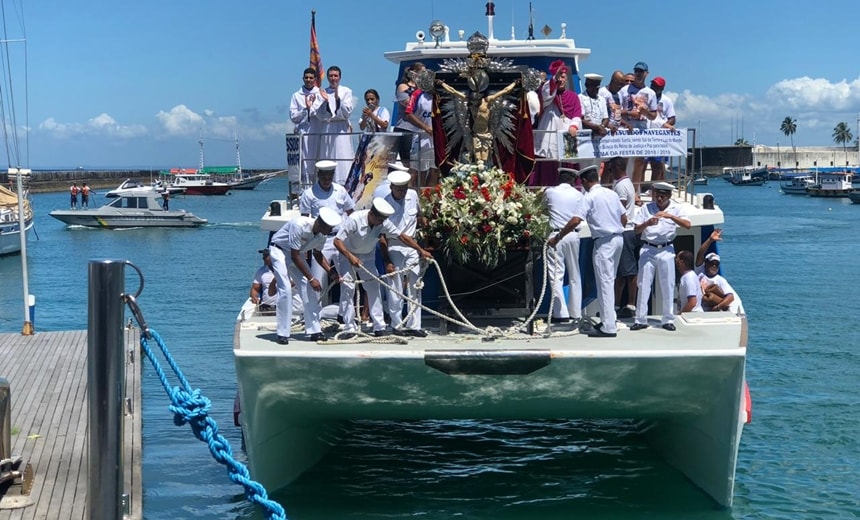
left=0, top=180, right=33, bottom=255
left=233, top=12, right=751, bottom=509
left=165, top=170, right=231, bottom=196
left=105, top=178, right=185, bottom=198
left=806, top=171, right=855, bottom=197
left=848, top=191, right=860, bottom=204
left=780, top=173, right=816, bottom=195
left=49, top=189, right=207, bottom=228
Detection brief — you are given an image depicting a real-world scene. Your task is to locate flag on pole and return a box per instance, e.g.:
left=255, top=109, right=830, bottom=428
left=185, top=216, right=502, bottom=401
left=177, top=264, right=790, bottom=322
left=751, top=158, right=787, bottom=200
left=309, top=10, right=324, bottom=88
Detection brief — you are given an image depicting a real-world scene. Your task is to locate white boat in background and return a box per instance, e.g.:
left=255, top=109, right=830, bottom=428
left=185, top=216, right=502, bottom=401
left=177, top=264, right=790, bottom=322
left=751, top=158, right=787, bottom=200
left=806, top=171, right=855, bottom=197
left=164, top=170, right=231, bottom=196
left=780, top=173, right=816, bottom=195
left=49, top=189, right=207, bottom=228
left=0, top=182, right=33, bottom=255
left=233, top=11, right=751, bottom=509
left=105, top=178, right=185, bottom=198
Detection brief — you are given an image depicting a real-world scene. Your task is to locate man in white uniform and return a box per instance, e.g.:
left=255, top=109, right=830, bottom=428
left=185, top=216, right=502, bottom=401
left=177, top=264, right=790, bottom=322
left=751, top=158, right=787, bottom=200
left=290, top=67, right=322, bottom=184
left=631, top=182, right=691, bottom=331
left=299, top=160, right=355, bottom=305
left=381, top=170, right=426, bottom=336
left=334, top=198, right=432, bottom=338
left=543, top=167, right=585, bottom=324
left=284, top=207, right=342, bottom=342
left=269, top=207, right=337, bottom=345
left=312, top=66, right=354, bottom=184
left=549, top=166, right=627, bottom=337
left=578, top=73, right=609, bottom=163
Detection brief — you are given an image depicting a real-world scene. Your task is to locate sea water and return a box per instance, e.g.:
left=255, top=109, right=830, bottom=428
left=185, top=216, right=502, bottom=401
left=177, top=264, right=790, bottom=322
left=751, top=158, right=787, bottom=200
left=1, top=178, right=858, bottom=519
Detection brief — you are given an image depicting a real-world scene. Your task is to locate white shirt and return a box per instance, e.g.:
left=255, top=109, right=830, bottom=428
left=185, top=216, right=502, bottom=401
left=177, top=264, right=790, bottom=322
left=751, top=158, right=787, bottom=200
left=650, top=94, right=676, bottom=129
left=634, top=201, right=686, bottom=244
left=269, top=216, right=326, bottom=254
left=612, top=176, right=637, bottom=226
left=575, top=184, right=626, bottom=239
left=336, top=210, right=403, bottom=255
left=619, top=84, right=658, bottom=129
left=696, top=269, right=745, bottom=315
left=384, top=190, right=419, bottom=243
left=544, top=183, right=584, bottom=231
left=299, top=182, right=355, bottom=234
left=578, top=93, right=609, bottom=128
left=598, top=86, right=623, bottom=128
left=253, top=265, right=277, bottom=306
left=678, top=270, right=703, bottom=313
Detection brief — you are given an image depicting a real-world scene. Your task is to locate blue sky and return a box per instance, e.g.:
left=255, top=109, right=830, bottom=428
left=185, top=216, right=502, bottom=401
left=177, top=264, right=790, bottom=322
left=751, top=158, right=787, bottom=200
left=5, top=0, right=860, bottom=169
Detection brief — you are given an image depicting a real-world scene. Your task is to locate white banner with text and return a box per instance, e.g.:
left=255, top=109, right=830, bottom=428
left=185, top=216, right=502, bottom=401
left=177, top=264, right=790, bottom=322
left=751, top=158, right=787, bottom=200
left=558, top=128, right=688, bottom=160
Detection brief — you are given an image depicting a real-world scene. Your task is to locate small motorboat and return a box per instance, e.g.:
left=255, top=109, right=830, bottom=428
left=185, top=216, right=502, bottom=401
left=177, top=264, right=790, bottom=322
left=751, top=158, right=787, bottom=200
left=49, top=189, right=206, bottom=228
left=105, top=178, right=185, bottom=198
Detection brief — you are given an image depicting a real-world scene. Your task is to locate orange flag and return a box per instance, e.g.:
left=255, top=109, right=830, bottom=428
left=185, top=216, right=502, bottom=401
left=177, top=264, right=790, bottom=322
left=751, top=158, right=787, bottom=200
left=309, top=10, right=324, bottom=87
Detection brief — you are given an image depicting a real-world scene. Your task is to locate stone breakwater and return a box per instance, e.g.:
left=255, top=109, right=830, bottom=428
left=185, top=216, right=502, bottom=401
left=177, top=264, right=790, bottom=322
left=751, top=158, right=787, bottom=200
left=0, top=169, right=282, bottom=193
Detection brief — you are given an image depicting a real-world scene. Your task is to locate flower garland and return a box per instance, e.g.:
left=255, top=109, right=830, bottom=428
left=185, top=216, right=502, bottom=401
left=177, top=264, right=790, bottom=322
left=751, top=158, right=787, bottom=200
left=419, top=162, right=549, bottom=268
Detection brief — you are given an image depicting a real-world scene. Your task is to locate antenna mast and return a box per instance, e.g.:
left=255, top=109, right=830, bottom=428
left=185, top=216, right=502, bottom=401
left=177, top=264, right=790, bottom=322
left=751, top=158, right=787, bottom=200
left=198, top=128, right=205, bottom=169
left=527, top=2, right=534, bottom=40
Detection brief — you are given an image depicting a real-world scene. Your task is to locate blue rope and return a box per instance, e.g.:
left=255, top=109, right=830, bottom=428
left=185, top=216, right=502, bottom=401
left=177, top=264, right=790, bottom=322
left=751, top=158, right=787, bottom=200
left=140, top=328, right=287, bottom=520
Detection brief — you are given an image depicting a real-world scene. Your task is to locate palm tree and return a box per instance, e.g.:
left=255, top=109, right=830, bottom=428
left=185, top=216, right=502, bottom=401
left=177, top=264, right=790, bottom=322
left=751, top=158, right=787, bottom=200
left=832, top=122, right=853, bottom=166
left=780, top=116, right=797, bottom=169
left=734, top=138, right=749, bottom=146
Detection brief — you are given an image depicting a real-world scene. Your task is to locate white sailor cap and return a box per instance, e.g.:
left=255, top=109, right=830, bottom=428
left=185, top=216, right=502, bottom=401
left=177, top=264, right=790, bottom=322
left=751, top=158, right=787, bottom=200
left=371, top=197, right=395, bottom=217
left=317, top=206, right=342, bottom=228
left=583, top=73, right=603, bottom=82
left=705, top=252, right=721, bottom=263
left=315, top=160, right=337, bottom=171
left=388, top=170, right=411, bottom=186
left=651, top=181, right=675, bottom=192
left=387, top=161, right=409, bottom=172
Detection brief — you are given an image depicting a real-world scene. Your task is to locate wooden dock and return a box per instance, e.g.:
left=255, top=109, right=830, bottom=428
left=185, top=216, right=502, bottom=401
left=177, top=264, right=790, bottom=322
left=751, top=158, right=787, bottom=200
left=0, top=328, right=142, bottom=519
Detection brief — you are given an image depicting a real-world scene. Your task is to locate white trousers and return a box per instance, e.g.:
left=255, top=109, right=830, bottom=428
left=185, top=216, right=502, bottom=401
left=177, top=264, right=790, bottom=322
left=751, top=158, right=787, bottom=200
left=547, top=232, right=581, bottom=319
left=288, top=263, right=322, bottom=334
left=335, top=251, right=385, bottom=333
left=593, top=235, right=623, bottom=333
left=635, top=245, right=676, bottom=325
left=268, top=246, right=293, bottom=338
left=386, top=247, right=422, bottom=330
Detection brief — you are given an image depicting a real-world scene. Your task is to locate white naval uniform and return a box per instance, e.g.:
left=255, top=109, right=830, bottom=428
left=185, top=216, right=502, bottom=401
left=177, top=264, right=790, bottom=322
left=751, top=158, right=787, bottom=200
left=384, top=189, right=422, bottom=331
left=335, top=210, right=403, bottom=333
left=575, top=184, right=626, bottom=333
left=267, top=228, right=295, bottom=339
left=544, top=183, right=584, bottom=320
left=299, top=182, right=355, bottom=305
left=633, top=200, right=687, bottom=326
left=290, top=85, right=322, bottom=184
left=284, top=216, right=328, bottom=335
left=311, top=84, right=354, bottom=184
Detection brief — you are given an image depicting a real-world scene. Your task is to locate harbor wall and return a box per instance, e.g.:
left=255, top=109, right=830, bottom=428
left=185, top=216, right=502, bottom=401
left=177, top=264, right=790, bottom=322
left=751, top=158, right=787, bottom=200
left=0, top=169, right=281, bottom=193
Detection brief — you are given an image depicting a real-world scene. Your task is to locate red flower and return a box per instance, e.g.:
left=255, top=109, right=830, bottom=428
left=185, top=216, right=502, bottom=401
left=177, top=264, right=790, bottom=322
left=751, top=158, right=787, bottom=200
left=453, top=186, right=466, bottom=200
left=472, top=175, right=480, bottom=189
left=460, top=235, right=469, bottom=245
left=481, top=186, right=491, bottom=201
left=482, top=224, right=493, bottom=233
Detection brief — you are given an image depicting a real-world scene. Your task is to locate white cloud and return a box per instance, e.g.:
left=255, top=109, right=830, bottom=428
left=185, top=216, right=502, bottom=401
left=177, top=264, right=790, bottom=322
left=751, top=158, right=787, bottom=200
left=766, top=76, right=860, bottom=111
left=38, top=113, right=147, bottom=138
left=155, top=104, right=205, bottom=135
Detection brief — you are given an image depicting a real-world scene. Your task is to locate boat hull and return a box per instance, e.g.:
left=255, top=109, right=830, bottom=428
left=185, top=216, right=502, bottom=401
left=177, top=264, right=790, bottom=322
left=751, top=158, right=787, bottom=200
left=806, top=188, right=855, bottom=198
left=181, top=185, right=231, bottom=196
left=0, top=217, right=33, bottom=255
left=49, top=209, right=206, bottom=228
left=234, top=312, right=748, bottom=506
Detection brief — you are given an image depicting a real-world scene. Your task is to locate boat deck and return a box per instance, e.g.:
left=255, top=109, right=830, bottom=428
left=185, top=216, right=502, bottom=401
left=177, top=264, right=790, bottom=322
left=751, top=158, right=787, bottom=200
left=0, top=329, right=142, bottom=519
left=235, top=311, right=746, bottom=357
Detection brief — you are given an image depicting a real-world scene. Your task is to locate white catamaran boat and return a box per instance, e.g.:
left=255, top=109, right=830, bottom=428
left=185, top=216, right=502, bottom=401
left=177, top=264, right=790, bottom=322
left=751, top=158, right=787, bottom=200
left=233, top=11, right=751, bottom=509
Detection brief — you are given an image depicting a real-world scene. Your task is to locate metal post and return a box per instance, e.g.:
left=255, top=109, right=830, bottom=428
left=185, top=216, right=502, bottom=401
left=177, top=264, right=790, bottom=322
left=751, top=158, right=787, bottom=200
left=0, top=377, right=10, bottom=461
left=87, top=259, right=127, bottom=520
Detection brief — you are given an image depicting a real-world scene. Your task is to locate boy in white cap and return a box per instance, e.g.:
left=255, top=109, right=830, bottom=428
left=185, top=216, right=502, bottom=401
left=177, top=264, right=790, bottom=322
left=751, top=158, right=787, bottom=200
left=334, top=197, right=432, bottom=338
left=373, top=161, right=411, bottom=199
left=269, top=208, right=343, bottom=344
left=381, top=169, right=426, bottom=336
left=630, top=182, right=690, bottom=331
